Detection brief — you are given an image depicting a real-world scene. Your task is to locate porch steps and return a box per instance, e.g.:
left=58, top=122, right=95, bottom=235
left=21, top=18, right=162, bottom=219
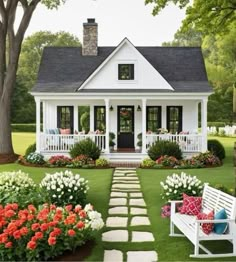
left=110, top=162, right=140, bottom=168
left=103, top=153, right=145, bottom=167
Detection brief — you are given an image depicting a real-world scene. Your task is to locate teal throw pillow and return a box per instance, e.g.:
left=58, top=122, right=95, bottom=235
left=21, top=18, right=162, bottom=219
left=214, top=209, right=228, bottom=234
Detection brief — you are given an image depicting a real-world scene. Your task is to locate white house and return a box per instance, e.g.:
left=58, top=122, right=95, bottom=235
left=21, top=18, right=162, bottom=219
left=31, top=19, right=212, bottom=162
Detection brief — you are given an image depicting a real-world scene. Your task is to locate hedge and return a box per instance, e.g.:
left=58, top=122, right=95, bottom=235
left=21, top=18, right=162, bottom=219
left=11, top=124, right=39, bottom=132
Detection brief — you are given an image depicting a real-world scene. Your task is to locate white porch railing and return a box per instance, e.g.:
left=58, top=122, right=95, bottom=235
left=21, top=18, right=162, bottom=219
left=40, top=134, right=106, bottom=152
left=146, top=134, right=202, bottom=152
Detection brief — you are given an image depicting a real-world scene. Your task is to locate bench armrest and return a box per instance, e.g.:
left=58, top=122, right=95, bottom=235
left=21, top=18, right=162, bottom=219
left=195, top=218, right=235, bottom=224
left=170, top=200, right=183, bottom=215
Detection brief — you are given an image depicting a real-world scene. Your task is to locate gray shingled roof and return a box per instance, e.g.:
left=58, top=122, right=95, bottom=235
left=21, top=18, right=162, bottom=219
left=32, top=46, right=212, bottom=93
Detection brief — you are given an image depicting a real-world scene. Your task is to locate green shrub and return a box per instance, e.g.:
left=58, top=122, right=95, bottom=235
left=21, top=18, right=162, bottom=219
left=96, top=158, right=109, bottom=167
left=213, top=184, right=233, bottom=195
left=208, top=139, right=225, bottom=160
left=24, top=142, right=36, bottom=157
left=148, top=140, right=182, bottom=161
left=26, top=152, right=45, bottom=165
left=156, top=155, right=179, bottom=167
left=207, top=122, right=229, bottom=128
left=137, top=133, right=142, bottom=147
left=140, top=158, right=155, bottom=168
left=70, top=138, right=101, bottom=160
left=109, top=132, right=116, bottom=147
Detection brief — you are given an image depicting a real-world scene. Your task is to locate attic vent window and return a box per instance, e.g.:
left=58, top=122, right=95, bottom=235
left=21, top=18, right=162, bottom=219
left=118, top=64, right=134, bottom=80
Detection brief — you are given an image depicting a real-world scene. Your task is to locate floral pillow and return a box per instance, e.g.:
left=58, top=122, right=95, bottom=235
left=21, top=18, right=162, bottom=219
left=197, top=210, right=214, bottom=235
left=180, top=193, right=202, bottom=215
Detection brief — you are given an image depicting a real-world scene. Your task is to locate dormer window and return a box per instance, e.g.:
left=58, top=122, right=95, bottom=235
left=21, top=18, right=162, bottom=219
left=118, top=64, right=134, bottom=80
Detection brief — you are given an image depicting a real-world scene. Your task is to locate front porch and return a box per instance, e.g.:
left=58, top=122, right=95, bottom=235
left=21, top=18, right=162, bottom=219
left=35, top=95, right=208, bottom=161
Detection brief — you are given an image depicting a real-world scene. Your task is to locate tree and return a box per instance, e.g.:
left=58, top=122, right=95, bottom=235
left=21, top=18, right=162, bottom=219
left=145, top=0, right=236, bottom=34
left=12, top=31, right=81, bottom=123
left=0, top=0, right=66, bottom=160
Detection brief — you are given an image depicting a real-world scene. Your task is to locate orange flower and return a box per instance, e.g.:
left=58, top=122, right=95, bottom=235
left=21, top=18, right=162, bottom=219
left=0, top=220, right=7, bottom=228
left=49, top=221, right=58, bottom=227
left=67, top=229, right=76, bottom=237
left=74, top=205, right=82, bottom=213
left=28, top=204, right=36, bottom=213
left=35, top=232, right=43, bottom=240
left=65, top=204, right=73, bottom=212
left=0, top=233, right=8, bottom=243
left=5, top=241, right=12, bottom=248
left=5, top=210, right=15, bottom=218
left=20, top=227, right=28, bottom=236
left=52, top=227, right=61, bottom=236
left=6, top=222, right=18, bottom=235
left=40, top=223, right=48, bottom=231
left=53, top=214, right=63, bottom=222
left=31, top=223, right=40, bottom=231
left=76, top=221, right=85, bottom=229
left=13, top=230, right=21, bottom=239
left=79, top=210, right=87, bottom=218
left=64, top=214, right=76, bottom=225
left=27, top=240, right=37, bottom=250
left=48, top=236, right=56, bottom=246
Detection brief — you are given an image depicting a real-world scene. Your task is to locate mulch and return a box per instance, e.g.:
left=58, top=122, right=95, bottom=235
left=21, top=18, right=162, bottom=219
left=0, top=153, right=19, bottom=164
left=52, top=240, right=95, bottom=261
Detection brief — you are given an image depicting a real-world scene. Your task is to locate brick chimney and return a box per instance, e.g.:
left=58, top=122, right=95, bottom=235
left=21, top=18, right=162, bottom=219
left=82, top=18, right=98, bottom=56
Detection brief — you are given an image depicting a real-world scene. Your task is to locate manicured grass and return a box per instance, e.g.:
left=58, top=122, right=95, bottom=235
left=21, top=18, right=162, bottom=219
left=138, top=136, right=236, bottom=261
left=12, top=132, right=35, bottom=155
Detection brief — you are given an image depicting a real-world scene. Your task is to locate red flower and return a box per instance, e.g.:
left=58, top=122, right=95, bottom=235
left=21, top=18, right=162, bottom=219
left=67, top=229, right=76, bottom=237
left=31, top=223, right=40, bottom=231
left=35, top=232, right=43, bottom=240
left=5, top=209, right=15, bottom=218
left=31, top=236, right=37, bottom=242
left=48, top=236, right=56, bottom=246
left=27, top=214, right=34, bottom=221
left=13, top=230, right=21, bottom=239
left=53, top=227, right=61, bottom=236
left=79, top=210, right=87, bottom=218
left=65, top=204, right=73, bottom=212
left=20, top=227, right=28, bottom=236
left=5, top=241, right=12, bottom=248
left=76, top=221, right=85, bottom=229
left=0, top=233, right=8, bottom=243
left=28, top=204, right=36, bottom=213
left=11, top=203, right=18, bottom=210
left=40, top=223, right=48, bottom=231
left=50, top=204, right=56, bottom=210
left=74, top=205, right=82, bottom=213
left=27, top=240, right=37, bottom=250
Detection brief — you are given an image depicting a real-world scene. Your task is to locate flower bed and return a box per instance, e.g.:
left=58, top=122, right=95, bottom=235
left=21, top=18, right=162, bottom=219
left=0, top=203, right=104, bottom=261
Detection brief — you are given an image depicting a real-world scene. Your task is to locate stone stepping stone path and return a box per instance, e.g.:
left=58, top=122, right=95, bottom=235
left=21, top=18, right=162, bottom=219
left=102, top=168, right=158, bottom=262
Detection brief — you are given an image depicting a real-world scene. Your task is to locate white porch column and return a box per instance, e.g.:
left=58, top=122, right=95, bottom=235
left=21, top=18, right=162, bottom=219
left=105, top=98, right=110, bottom=153
left=201, top=98, right=208, bottom=152
left=90, top=106, right=94, bottom=132
left=42, top=101, right=46, bottom=133
left=35, top=98, right=41, bottom=153
left=74, top=106, right=78, bottom=132
left=142, top=98, right=147, bottom=153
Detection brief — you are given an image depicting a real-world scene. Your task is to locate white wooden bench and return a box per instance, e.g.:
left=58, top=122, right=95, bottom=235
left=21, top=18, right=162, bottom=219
left=170, top=184, right=236, bottom=258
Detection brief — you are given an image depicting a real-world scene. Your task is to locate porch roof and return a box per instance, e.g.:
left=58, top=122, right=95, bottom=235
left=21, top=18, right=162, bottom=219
left=32, top=46, right=212, bottom=93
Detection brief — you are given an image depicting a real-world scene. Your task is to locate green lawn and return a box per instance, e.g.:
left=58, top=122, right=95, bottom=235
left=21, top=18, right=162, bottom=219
left=1, top=134, right=236, bottom=260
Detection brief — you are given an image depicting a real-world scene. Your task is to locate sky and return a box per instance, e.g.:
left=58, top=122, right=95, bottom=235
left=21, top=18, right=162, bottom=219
left=21, top=0, right=186, bottom=46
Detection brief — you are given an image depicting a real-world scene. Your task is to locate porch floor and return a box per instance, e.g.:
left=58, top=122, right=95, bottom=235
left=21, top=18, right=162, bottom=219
left=111, top=148, right=141, bottom=153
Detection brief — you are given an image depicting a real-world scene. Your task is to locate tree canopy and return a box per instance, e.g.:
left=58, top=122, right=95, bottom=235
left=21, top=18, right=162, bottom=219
left=146, top=0, right=236, bottom=34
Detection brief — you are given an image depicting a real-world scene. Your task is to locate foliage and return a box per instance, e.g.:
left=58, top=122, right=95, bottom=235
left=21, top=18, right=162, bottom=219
left=160, top=172, right=203, bottom=201
left=48, top=155, right=72, bottom=167
left=26, top=153, right=45, bottom=165
left=148, top=140, right=182, bottom=161
left=109, top=132, right=116, bottom=147
left=95, top=158, right=109, bottom=167
left=0, top=203, right=104, bottom=261
left=146, top=0, right=236, bottom=35
left=11, top=124, right=37, bottom=132
left=67, top=155, right=92, bottom=168
left=175, top=158, right=204, bottom=169
left=40, top=170, right=89, bottom=207
left=156, top=155, right=179, bottom=167
left=207, top=122, right=228, bottom=128
left=213, top=184, right=233, bottom=195
left=140, top=158, right=156, bottom=168
left=137, top=133, right=142, bottom=147
left=192, top=151, right=221, bottom=166
left=70, top=139, right=101, bottom=160
left=0, top=171, right=43, bottom=208
left=80, top=112, right=90, bottom=133
left=25, top=143, right=36, bottom=157
left=208, top=139, right=226, bottom=160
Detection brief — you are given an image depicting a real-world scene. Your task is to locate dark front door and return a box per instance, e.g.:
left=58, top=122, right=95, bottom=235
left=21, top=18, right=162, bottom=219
left=117, top=106, right=134, bottom=148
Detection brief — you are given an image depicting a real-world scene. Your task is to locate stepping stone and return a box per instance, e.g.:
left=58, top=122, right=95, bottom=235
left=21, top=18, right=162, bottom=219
left=126, top=174, right=138, bottom=177
left=131, top=216, right=150, bottom=226
left=130, top=192, right=143, bottom=197
left=132, top=231, right=155, bottom=242
left=113, top=177, right=139, bottom=181
left=110, top=192, right=128, bottom=197
left=102, top=230, right=128, bottom=242
left=112, top=184, right=140, bottom=189
left=130, top=207, right=147, bottom=215
left=104, top=250, right=123, bottom=262
left=109, top=206, right=128, bottom=215
left=109, top=198, right=127, bottom=206
left=113, top=173, right=126, bottom=176
left=112, top=188, right=141, bottom=192
left=113, top=180, right=140, bottom=184
left=127, top=251, right=158, bottom=262
left=129, top=198, right=146, bottom=207
left=106, top=217, right=128, bottom=227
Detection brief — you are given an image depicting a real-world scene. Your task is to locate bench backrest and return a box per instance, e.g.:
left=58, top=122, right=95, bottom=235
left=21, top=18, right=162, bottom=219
left=202, top=184, right=236, bottom=219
